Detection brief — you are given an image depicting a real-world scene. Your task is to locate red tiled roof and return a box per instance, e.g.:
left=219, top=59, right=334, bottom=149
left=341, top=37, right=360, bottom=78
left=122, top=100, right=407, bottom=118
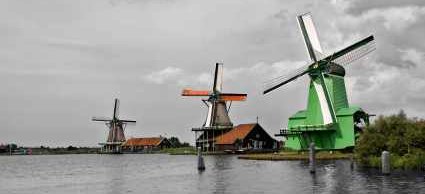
left=215, top=124, right=257, bottom=145
left=123, top=137, right=164, bottom=146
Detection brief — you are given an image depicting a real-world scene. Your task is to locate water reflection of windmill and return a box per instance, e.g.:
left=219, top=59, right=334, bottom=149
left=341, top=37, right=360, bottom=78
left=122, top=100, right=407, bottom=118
left=182, top=63, right=247, bottom=152
left=92, top=99, right=136, bottom=154
left=264, top=13, right=375, bottom=150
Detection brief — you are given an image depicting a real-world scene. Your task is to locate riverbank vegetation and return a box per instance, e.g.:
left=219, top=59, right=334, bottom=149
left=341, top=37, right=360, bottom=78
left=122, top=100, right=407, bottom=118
left=160, top=147, right=196, bottom=155
left=238, top=151, right=351, bottom=160
left=159, top=137, right=195, bottom=155
left=355, top=111, right=425, bottom=170
left=33, top=146, right=99, bottom=155
left=0, top=146, right=99, bottom=155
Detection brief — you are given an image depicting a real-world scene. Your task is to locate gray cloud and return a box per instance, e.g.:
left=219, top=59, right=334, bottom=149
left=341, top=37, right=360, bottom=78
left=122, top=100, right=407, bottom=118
left=345, top=0, right=425, bottom=15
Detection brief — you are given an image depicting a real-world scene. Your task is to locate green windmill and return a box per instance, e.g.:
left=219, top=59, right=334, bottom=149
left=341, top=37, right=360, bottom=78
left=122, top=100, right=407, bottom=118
left=263, top=13, right=376, bottom=150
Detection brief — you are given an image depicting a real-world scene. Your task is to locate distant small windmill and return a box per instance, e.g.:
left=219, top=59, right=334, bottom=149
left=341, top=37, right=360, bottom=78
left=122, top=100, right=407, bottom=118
left=263, top=13, right=376, bottom=150
left=92, top=98, right=136, bottom=154
left=182, top=63, right=247, bottom=151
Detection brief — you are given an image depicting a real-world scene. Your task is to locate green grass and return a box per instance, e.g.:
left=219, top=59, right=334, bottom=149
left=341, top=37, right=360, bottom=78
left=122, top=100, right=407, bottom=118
left=9, top=147, right=100, bottom=155
left=160, top=147, right=197, bottom=155
left=359, top=152, right=425, bottom=170
left=238, top=151, right=352, bottom=161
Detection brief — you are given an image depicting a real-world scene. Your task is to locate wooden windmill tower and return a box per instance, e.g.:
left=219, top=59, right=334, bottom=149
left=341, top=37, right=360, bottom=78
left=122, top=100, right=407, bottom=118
left=182, top=63, right=247, bottom=151
left=92, top=98, right=136, bottom=154
left=264, top=13, right=376, bottom=150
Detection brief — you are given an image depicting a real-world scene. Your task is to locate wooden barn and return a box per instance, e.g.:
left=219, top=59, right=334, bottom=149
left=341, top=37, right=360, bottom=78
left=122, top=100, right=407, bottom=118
left=215, top=123, right=279, bottom=152
left=122, top=137, right=171, bottom=153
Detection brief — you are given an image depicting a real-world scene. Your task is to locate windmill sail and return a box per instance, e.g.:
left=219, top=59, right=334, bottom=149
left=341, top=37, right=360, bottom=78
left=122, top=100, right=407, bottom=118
left=113, top=98, right=120, bottom=119
left=182, top=89, right=211, bottom=96
left=326, top=35, right=375, bottom=66
left=120, top=120, right=136, bottom=123
left=263, top=63, right=311, bottom=94
left=204, top=101, right=213, bottom=127
left=263, top=35, right=375, bottom=95
left=313, top=78, right=334, bottom=124
left=92, top=117, right=112, bottom=121
left=213, top=63, right=223, bottom=92
left=219, top=93, right=247, bottom=101
left=298, top=13, right=323, bottom=62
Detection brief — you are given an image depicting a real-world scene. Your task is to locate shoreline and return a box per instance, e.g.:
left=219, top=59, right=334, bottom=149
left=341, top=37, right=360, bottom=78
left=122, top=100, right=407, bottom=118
left=238, top=151, right=352, bottom=161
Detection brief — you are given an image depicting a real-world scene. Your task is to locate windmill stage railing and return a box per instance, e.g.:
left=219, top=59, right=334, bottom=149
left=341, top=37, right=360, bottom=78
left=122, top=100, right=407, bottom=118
left=275, top=124, right=336, bottom=136
left=191, top=125, right=233, bottom=132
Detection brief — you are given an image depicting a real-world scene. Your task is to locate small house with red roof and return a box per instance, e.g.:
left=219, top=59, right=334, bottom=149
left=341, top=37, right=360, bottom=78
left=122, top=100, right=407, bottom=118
left=214, top=123, right=279, bottom=152
left=122, top=137, right=171, bottom=153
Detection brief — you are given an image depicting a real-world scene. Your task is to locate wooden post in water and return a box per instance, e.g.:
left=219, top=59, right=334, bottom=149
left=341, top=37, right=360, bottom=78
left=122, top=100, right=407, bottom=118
left=381, top=151, right=390, bottom=175
left=9, top=144, right=12, bottom=156
left=197, top=147, right=205, bottom=171
left=309, top=142, right=315, bottom=174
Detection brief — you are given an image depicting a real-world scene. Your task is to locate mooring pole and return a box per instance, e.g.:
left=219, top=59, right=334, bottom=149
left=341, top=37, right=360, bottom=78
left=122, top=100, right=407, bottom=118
left=381, top=151, right=390, bottom=175
left=309, top=142, right=316, bottom=174
left=197, top=147, right=205, bottom=171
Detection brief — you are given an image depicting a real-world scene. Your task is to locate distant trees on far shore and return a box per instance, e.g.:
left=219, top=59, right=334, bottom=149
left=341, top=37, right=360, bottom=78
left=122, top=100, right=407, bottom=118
left=0, top=144, right=17, bottom=153
left=167, top=136, right=191, bottom=148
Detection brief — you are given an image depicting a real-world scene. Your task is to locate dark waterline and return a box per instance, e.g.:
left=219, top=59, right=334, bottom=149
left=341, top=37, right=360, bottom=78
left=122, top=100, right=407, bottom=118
left=1, top=154, right=424, bottom=194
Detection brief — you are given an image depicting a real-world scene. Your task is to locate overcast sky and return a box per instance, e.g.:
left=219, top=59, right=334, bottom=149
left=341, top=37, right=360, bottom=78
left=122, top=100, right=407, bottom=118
left=1, top=0, right=424, bottom=147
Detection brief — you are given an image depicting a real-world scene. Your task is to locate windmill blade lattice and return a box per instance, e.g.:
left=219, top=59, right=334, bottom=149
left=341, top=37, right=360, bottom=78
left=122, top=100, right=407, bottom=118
left=263, top=63, right=311, bottom=94
left=330, top=37, right=376, bottom=67
left=120, top=120, right=137, bottom=125
left=92, top=117, right=112, bottom=122
left=320, top=35, right=375, bottom=66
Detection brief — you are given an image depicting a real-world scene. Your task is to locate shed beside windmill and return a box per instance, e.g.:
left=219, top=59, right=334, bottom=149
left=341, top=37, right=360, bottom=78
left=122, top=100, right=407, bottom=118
left=122, top=137, right=171, bottom=153
left=215, top=123, right=279, bottom=152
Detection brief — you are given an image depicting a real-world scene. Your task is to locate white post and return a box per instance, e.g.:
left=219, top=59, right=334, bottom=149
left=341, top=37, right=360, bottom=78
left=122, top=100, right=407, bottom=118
left=197, top=147, right=205, bottom=171
left=309, top=142, right=315, bottom=173
left=381, top=151, right=390, bottom=175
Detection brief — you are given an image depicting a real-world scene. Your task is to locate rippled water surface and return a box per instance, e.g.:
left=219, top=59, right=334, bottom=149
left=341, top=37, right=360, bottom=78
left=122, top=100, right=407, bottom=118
left=1, top=154, right=424, bottom=194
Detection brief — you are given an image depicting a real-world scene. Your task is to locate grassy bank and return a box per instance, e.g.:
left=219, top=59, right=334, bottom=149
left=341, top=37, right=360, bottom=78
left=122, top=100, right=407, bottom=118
left=30, top=147, right=99, bottom=155
left=238, top=151, right=352, bottom=161
left=160, top=147, right=197, bottom=155
left=0, top=147, right=99, bottom=155
left=160, top=147, right=231, bottom=155
left=358, top=151, right=425, bottom=170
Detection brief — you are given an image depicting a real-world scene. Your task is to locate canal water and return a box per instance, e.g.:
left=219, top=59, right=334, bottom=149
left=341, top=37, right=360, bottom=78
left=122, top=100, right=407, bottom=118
left=1, top=154, right=424, bottom=194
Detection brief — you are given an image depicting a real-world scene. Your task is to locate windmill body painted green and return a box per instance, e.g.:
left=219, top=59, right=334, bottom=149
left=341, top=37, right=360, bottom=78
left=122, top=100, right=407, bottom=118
left=264, top=13, right=375, bottom=150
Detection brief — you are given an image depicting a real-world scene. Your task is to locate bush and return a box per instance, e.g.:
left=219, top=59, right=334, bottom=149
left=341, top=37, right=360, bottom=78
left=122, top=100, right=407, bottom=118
left=167, top=136, right=191, bottom=148
left=355, top=110, right=425, bottom=169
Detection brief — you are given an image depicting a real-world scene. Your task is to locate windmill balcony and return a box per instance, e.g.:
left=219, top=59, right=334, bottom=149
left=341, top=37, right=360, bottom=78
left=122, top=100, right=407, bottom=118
left=276, top=124, right=335, bottom=137
left=289, top=124, right=335, bottom=132
left=191, top=125, right=233, bottom=132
